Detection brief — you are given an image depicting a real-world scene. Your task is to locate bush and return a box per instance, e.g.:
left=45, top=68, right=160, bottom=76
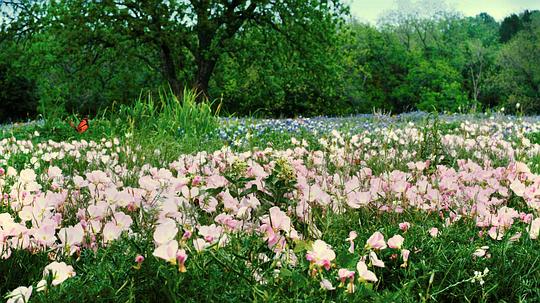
left=397, top=60, right=470, bottom=112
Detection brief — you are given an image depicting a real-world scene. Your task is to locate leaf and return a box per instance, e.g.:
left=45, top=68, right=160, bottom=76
left=336, top=253, right=358, bottom=269
left=239, top=184, right=258, bottom=197
left=279, top=267, right=293, bottom=279
left=293, top=239, right=313, bottom=253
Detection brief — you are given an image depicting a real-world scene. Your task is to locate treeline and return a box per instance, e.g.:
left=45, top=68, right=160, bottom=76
left=1, top=0, right=539, bottom=121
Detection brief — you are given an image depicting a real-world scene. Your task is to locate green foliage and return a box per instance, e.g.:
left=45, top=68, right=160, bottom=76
left=106, top=88, right=222, bottom=161
left=409, top=60, right=470, bottom=112
left=0, top=51, right=38, bottom=122
left=210, top=6, right=351, bottom=117
left=2, top=1, right=540, bottom=118
left=344, top=24, right=413, bottom=112
left=112, top=89, right=219, bottom=138
left=492, top=13, right=540, bottom=114
left=499, top=10, right=539, bottom=43
left=18, top=27, right=161, bottom=117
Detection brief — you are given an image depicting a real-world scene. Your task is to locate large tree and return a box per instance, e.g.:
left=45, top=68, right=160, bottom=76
left=3, top=0, right=347, bottom=98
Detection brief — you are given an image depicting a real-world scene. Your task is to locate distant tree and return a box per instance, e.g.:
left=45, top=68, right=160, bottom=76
left=499, top=10, right=540, bottom=43
left=377, top=0, right=460, bottom=53
left=345, top=23, right=413, bottom=112
left=397, top=59, right=468, bottom=112
left=460, top=13, right=499, bottom=108
left=212, top=15, right=350, bottom=116
left=500, top=13, right=523, bottom=42
left=1, top=0, right=348, bottom=116
left=494, top=13, right=540, bottom=112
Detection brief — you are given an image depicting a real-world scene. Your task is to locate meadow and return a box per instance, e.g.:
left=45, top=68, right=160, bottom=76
left=1, top=95, right=540, bottom=302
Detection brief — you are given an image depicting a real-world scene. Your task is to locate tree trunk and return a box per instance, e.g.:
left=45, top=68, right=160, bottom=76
left=194, top=58, right=216, bottom=99
left=160, top=43, right=182, bottom=97
left=189, top=0, right=257, bottom=100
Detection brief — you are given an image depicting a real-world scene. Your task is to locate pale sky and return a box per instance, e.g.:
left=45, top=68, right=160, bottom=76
left=348, top=0, right=540, bottom=24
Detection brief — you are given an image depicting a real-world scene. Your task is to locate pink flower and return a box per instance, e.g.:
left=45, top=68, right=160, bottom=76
left=215, top=213, right=240, bottom=230
left=391, top=180, right=408, bottom=193
left=345, top=231, right=357, bottom=253
left=47, top=166, right=62, bottom=179
left=399, top=222, right=411, bottom=232
left=529, top=218, right=540, bottom=240
left=509, top=232, right=521, bottom=242
left=192, top=175, right=202, bottom=186
left=520, top=213, right=533, bottom=224
left=428, top=227, right=439, bottom=238
left=338, top=268, right=355, bottom=282
left=135, top=254, right=145, bottom=264
left=320, top=278, right=335, bottom=290
left=6, top=286, right=32, bottom=303
left=268, top=206, right=291, bottom=232
left=182, top=230, right=192, bottom=240
left=58, top=223, right=84, bottom=254
left=193, top=238, right=210, bottom=252
left=206, top=174, right=228, bottom=188
left=19, top=168, right=37, bottom=183
left=153, top=220, right=178, bottom=245
left=153, top=240, right=179, bottom=264
left=347, top=191, right=371, bottom=208
left=306, top=240, right=336, bottom=271
left=176, top=249, right=188, bottom=272
left=102, top=222, right=122, bottom=243
left=510, top=179, right=526, bottom=197
left=198, top=224, right=223, bottom=244
left=366, top=231, right=387, bottom=250
left=488, top=226, right=503, bottom=240
left=33, top=223, right=57, bottom=246
left=401, top=249, right=410, bottom=267
left=181, top=186, right=199, bottom=199
left=307, top=184, right=331, bottom=206
left=387, top=235, right=405, bottom=249
left=138, top=175, right=160, bottom=191
left=260, top=207, right=294, bottom=251
left=356, top=260, right=377, bottom=282
left=113, top=212, right=133, bottom=231
left=220, top=191, right=239, bottom=212
left=337, top=268, right=356, bottom=293
left=42, top=261, right=76, bottom=286
left=369, top=251, right=385, bottom=268
left=134, top=255, right=145, bottom=270
left=473, top=246, right=490, bottom=258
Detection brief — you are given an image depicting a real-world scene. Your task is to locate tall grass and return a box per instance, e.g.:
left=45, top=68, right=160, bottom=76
left=0, top=88, right=224, bottom=160
left=110, top=88, right=220, bottom=139
left=101, top=88, right=222, bottom=161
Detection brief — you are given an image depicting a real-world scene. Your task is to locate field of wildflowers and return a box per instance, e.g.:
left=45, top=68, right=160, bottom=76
left=1, top=112, right=540, bottom=302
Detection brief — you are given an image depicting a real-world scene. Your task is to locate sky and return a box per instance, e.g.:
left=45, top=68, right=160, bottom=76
left=348, top=0, right=540, bottom=24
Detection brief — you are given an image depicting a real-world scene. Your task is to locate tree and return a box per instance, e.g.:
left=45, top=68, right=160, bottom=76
left=494, top=13, right=540, bottom=113
left=459, top=13, right=499, bottom=109
left=499, top=10, right=540, bottom=43
left=211, top=12, right=350, bottom=116
left=345, top=22, right=413, bottom=112
left=377, top=0, right=460, bottom=54
left=395, top=59, right=468, bottom=112
left=500, top=13, right=522, bottom=43
left=6, top=0, right=347, bottom=99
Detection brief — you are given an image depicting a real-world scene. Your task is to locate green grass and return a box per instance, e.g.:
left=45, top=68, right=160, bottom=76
left=3, top=209, right=537, bottom=302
